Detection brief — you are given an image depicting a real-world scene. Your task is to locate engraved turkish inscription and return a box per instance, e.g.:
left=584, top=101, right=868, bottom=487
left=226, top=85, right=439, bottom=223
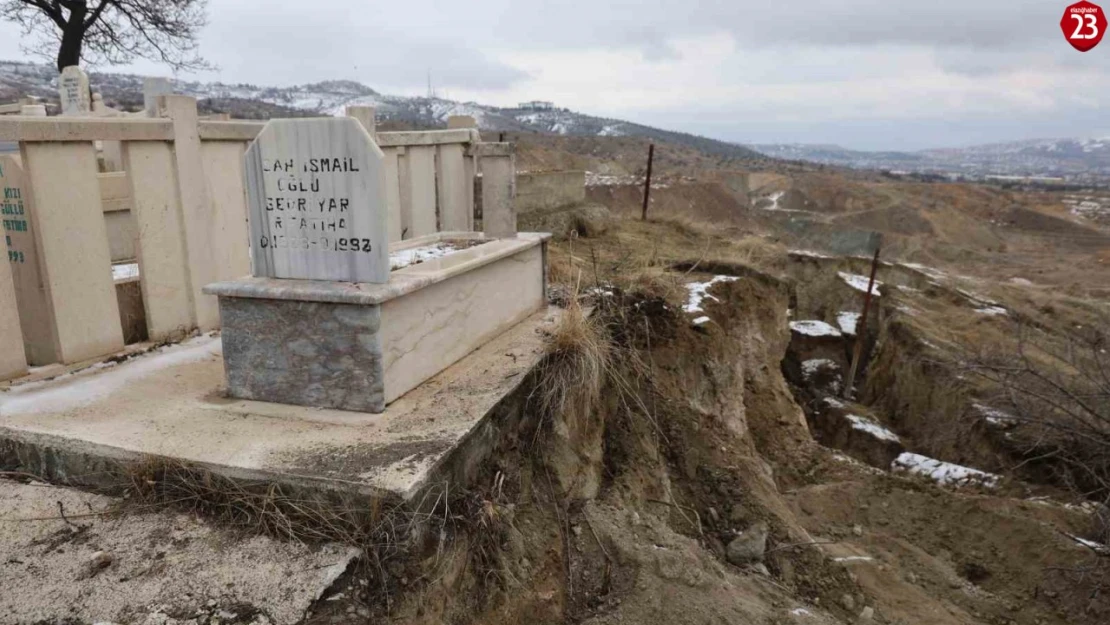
left=245, top=117, right=389, bottom=283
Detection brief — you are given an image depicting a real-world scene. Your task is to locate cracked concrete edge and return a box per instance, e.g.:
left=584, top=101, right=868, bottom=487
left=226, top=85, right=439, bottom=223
left=400, top=353, right=543, bottom=504
left=0, top=348, right=547, bottom=508
left=0, top=426, right=399, bottom=502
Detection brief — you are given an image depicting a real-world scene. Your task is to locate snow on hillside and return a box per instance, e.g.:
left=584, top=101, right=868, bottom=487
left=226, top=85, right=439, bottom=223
left=0, top=59, right=762, bottom=161
left=752, top=137, right=1110, bottom=181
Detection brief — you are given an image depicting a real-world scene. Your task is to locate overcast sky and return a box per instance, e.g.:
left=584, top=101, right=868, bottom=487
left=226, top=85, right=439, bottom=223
left=1, top=0, right=1107, bottom=150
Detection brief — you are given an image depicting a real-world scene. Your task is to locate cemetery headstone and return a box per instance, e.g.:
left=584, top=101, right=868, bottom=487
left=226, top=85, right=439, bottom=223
left=447, top=115, right=477, bottom=129
left=244, top=117, right=389, bottom=283
left=0, top=155, right=52, bottom=364
left=143, top=77, right=173, bottom=116
left=58, top=66, right=91, bottom=116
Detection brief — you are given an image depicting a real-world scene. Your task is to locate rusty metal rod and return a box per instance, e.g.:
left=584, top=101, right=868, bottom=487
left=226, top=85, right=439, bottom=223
left=641, top=143, right=655, bottom=220
left=843, top=243, right=882, bottom=399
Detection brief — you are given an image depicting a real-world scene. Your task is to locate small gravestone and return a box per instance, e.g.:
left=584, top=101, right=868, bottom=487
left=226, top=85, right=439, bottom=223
left=58, top=66, right=91, bottom=116
left=143, top=77, right=173, bottom=116
left=447, top=115, right=477, bottom=129
left=244, top=117, right=389, bottom=283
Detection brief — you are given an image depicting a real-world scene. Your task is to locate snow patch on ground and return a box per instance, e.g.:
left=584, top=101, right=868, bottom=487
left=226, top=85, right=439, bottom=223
left=584, top=172, right=630, bottom=187
left=112, top=262, right=139, bottom=282
left=802, top=359, right=841, bottom=392
left=838, top=272, right=882, bottom=296
left=973, top=403, right=1017, bottom=426
left=585, top=286, right=615, bottom=298
left=802, top=358, right=839, bottom=377
left=832, top=556, right=875, bottom=563
left=956, top=287, right=1001, bottom=307
left=901, top=262, right=947, bottom=281
left=761, top=191, right=785, bottom=210
left=974, top=305, right=1008, bottom=316
left=390, top=243, right=458, bottom=270
left=836, top=311, right=860, bottom=335
left=584, top=171, right=679, bottom=189
left=892, top=452, right=999, bottom=488
left=846, top=414, right=900, bottom=443
left=1066, top=534, right=1110, bottom=554
left=789, top=249, right=831, bottom=259
left=789, top=320, right=842, bottom=337
left=683, top=276, right=740, bottom=315
left=597, top=124, right=627, bottom=137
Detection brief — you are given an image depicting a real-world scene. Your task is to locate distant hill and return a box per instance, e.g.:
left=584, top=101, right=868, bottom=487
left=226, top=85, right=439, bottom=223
left=0, top=60, right=763, bottom=163
left=751, top=139, right=1110, bottom=182
left=8, top=60, right=1105, bottom=180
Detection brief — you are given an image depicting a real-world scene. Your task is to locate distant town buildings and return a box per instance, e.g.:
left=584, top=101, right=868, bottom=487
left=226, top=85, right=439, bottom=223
left=518, top=100, right=554, bottom=111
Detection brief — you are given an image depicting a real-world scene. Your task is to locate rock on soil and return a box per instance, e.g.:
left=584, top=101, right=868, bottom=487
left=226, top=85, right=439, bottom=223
left=0, top=479, right=358, bottom=624
left=726, top=521, right=769, bottom=565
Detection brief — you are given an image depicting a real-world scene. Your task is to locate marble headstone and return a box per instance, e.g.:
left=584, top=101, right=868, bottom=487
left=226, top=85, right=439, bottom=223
left=244, top=117, right=389, bottom=283
left=143, top=77, right=173, bottom=116
left=58, top=66, right=91, bottom=116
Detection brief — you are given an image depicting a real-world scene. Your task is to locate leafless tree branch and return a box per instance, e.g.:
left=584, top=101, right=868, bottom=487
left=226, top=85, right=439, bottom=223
left=1, top=0, right=211, bottom=72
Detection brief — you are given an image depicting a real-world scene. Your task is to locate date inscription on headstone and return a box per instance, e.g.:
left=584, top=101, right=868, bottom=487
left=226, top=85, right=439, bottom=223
left=244, top=117, right=388, bottom=283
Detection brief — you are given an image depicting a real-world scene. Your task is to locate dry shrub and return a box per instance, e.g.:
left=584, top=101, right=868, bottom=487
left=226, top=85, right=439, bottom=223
left=725, top=235, right=789, bottom=273
left=123, top=457, right=400, bottom=546
left=647, top=213, right=719, bottom=239
left=535, top=298, right=613, bottom=427
left=119, top=456, right=517, bottom=614
left=963, top=324, right=1110, bottom=500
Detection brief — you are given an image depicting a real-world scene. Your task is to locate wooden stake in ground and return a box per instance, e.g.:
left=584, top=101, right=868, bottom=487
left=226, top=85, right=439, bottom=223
left=843, top=237, right=882, bottom=399
left=641, top=143, right=655, bottom=220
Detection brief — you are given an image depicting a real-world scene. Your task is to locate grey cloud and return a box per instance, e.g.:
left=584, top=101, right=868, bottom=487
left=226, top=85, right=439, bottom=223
left=196, top=1, right=527, bottom=90
left=932, top=43, right=1110, bottom=76
left=463, top=0, right=1063, bottom=51
left=0, top=0, right=1103, bottom=151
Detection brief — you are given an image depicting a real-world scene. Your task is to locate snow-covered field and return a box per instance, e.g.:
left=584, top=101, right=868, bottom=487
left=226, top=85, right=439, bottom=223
left=892, top=452, right=999, bottom=488
left=846, top=414, right=900, bottom=443
left=836, top=311, right=860, bottom=335
left=838, top=272, right=882, bottom=296
left=789, top=320, right=842, bottom=337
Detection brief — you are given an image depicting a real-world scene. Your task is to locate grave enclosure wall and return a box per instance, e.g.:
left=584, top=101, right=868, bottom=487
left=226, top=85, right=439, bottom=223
left=0, top=99, right=513, bottom=377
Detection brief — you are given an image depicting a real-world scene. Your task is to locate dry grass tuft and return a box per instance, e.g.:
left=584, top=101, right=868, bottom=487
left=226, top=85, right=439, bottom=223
left=536, top=297, right=613, bottom=427
left=123, top=457, right=519, bottom=598
left=727, top=235, right=790, bottom=272
left=122, top=457, right=400, bottom=546
left=647, top=213, right=720, bottom=239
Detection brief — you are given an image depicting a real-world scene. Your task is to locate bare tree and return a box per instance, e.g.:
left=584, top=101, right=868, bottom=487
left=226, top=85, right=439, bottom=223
left=1, top=0, right=210, bottom=72
left=962, top=323, right=1110, bottom=523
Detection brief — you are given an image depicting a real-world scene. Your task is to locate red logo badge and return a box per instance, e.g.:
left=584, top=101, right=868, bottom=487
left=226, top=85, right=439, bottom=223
left=1061, top=1, right=1106, bottom=52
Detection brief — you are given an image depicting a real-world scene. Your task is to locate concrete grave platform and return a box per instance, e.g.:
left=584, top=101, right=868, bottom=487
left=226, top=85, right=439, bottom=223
left=207, top=232, right=549, bottom=413
left=0, top=306, right=560, bottom=502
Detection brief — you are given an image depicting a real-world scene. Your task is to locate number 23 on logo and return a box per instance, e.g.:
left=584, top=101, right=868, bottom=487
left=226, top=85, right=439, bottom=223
left=1061, top=1, right=1107, bottom=52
